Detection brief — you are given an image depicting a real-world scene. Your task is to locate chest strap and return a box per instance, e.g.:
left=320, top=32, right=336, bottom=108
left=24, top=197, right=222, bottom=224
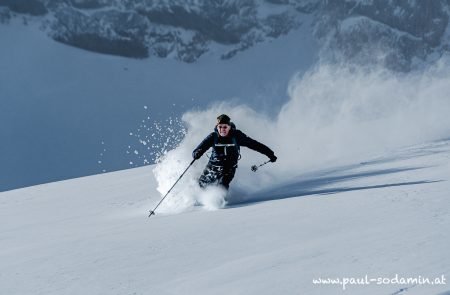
left=215, top=143, right=235, bottom=156
left=213, top=133, right=240, bottom=157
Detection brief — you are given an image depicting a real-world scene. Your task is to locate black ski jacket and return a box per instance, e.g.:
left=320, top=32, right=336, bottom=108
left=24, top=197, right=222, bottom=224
left=193, top=127, right=275, bottom=167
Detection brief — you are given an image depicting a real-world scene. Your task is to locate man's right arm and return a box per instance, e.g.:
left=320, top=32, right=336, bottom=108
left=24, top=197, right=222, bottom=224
left=192, top=133, right=215, bottom=159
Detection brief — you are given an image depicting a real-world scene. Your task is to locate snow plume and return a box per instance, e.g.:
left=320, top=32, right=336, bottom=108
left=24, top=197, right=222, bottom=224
left=153, top=60, right=450, bottom=213
left=279, top=61, right=450, bottom=171
left=126, top=113, right=186, bottom=167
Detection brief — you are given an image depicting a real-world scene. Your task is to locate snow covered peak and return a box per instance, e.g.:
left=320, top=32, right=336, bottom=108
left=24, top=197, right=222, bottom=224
left=35, top=0, right=307, bottom=62
left=314, top=0, right=450, bottom=71
left=1, top=0, right=450, bottom=69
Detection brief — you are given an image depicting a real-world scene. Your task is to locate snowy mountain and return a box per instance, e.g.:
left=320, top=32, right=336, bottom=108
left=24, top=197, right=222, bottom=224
left=1, top=138, right=449, bottom=295
left=2, top=1, right=450, bottom=191
left=1, top=2, right=450, bottom=293
left=1, top=0, right=450, bottom=70
left=314, top=0, right=450, bottom=71
left=1, top=0, right=312, bottom=61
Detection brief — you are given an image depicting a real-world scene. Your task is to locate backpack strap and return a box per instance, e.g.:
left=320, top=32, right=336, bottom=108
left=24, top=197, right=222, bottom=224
left=232, top=135, right=241, bottom=160
left=232, top=136, right=240, bottom=153
left=213, top=131, right=219, bottom=145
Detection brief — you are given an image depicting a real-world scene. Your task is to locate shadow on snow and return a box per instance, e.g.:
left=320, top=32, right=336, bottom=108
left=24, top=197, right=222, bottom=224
left=227, top=166, right=442, bottom=207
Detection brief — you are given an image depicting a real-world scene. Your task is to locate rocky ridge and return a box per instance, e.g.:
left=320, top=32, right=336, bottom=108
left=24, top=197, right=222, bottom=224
left=1, top=0, right=450, bottom=70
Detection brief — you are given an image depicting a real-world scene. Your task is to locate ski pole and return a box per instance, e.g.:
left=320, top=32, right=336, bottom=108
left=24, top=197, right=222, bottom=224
left=251, top=160, right=271, bottom=172
left=149, top=158, right=196, bottom=218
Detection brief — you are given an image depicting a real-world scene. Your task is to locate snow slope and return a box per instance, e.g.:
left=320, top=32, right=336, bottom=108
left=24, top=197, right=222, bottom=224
left=1, top=139, right=449, bottom=295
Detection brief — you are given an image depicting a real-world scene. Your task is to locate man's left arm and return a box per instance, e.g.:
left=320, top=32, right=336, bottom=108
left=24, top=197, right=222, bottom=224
left=238, top=131, right=277, bottom=162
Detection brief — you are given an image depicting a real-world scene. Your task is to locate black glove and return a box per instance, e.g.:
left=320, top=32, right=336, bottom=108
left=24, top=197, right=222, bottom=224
left=192, top=150, right=202, bottom=160
left=269, top=154, right=277, bottom=163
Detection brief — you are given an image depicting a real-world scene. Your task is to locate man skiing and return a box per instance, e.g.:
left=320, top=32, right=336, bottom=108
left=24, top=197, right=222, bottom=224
left=192, top=114, right=277, bottom=189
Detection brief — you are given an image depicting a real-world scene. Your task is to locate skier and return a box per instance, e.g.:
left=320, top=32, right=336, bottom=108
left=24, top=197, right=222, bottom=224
left=192, top=114, right=277, bottom=189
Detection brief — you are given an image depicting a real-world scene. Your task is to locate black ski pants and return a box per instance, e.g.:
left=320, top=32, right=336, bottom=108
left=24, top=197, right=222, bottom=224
left=198, top=162, right=236, bottom=190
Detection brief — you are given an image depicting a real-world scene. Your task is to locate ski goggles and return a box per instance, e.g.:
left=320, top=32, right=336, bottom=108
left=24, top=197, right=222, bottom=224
left=217, top=124, right=230, bottom=130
